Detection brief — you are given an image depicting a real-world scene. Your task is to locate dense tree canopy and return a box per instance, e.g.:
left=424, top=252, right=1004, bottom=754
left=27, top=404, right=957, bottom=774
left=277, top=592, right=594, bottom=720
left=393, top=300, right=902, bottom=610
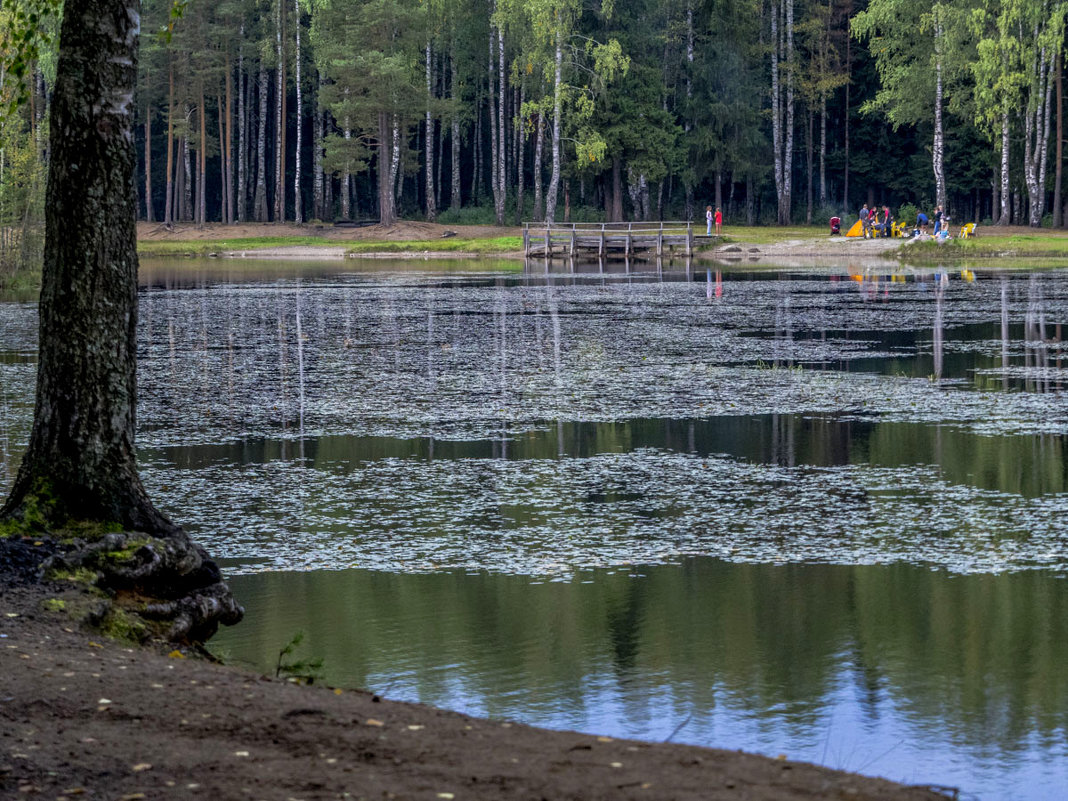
left=2, top=0, right=1068, bottom=244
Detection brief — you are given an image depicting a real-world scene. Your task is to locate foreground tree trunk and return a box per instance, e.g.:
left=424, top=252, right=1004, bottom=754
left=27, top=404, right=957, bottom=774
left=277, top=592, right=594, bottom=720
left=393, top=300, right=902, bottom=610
left=545, top=27, right=563, bottom=223
left=2, top=0, right=242, bottom=644
left=932, top=10, right=946, bottom=214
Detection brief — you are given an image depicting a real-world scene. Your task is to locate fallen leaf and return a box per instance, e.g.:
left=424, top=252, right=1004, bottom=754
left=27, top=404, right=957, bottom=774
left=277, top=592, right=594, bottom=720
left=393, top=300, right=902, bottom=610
left=97, top=699, right=111, bottom=705
left=233, top=751, right=250, bottom=757
left=131, top=763, right=152, bottom=772
left=365, top=718, right=385, bottom=727
left=596, top=736, right=614, bottom=743
left=610, top=762, right=623, bottom=768
left=87, top=642, right=103, bottom=648
left=120, top=794, right=146, bottom=800
left=407, top=725, right=425, bottom=731
left=5, top=613, right=19, bottom=618
left=333, top=688, right=343, bottom=695
left=168, top=650, right=185, bottom=659
left=436, top=794, right=455, bottom=800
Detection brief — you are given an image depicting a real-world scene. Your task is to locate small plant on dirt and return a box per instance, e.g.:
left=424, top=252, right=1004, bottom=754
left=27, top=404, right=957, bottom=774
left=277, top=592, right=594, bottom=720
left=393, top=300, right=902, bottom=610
left=275, top=631, right=324, bottom=685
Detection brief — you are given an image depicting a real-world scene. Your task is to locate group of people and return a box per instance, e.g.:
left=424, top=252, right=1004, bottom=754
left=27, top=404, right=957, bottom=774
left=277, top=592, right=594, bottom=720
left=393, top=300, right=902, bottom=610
left=706, top=206, right=722, bottom=235
left=858, top=203, right=894, bottom=238
left=914, top=206, right=949, bottom=239
left=859, top=203, right=951, bottom=240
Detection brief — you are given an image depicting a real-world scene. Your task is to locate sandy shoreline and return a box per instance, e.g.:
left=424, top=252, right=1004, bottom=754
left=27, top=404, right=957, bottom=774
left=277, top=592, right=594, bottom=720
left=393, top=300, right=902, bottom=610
left=0, top=566, right=952, bottom=801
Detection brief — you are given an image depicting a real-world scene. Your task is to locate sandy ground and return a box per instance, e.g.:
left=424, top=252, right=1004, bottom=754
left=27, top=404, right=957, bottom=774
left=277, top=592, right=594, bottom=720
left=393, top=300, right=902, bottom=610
left=0, top=539, right=954, bottom=801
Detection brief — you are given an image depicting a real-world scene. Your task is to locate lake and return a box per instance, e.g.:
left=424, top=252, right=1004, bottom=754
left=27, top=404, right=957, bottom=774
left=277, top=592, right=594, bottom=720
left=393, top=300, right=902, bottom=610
left=1, top=258, right=1066, bottom=799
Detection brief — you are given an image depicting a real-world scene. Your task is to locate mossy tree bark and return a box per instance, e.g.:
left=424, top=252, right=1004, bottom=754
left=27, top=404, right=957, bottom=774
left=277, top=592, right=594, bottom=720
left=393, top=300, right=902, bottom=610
left=1, top=0, right=171, bottom=534
left=1, top=0, right=243, bottom=642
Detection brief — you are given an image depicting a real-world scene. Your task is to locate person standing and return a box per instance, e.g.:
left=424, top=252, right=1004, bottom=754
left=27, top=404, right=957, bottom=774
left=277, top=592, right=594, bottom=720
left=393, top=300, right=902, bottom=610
left=932, top=206, right=943, bottom=236
left=714, top=207, right=722, bottom=235
left=860, top=203, right=871, bottom=238
left=706, top=205, right=713, bottom=235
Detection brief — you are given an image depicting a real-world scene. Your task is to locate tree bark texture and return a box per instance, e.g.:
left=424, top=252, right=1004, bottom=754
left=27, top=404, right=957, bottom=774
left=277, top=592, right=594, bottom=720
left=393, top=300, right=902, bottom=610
left=164, top=61, right=174, bottom=225
left=450, top=53, right=461, bottom=212
left=144, top=98, right=153, bottom=222
left=237, top=34, right=247, bottom=222
left=1055, top=49, right=1062, bottom=228
left=274, top=0, right=286, bottom=223
left=932, top=12, right=946, bottom=215
left=254, top=64, right=269, bottom=222
left=2, top=0, right=169, bottom=531
left=999, top=111, right=1010, bottom=225
left=293, top=0, right=303, bottom=224
left=546, top=26, right=563, bottom=223
left=425, top=40, right=437, bottom=221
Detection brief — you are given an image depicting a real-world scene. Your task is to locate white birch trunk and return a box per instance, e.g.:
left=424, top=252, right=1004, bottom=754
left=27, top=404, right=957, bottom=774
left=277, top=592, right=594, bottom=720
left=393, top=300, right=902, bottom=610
left=275, top=0, right=285, bottom=222
left=425, top=39, right=437, bottom=221
left=254, top=65, right=269, bottom=222
left=497, top=25, right=506, bottom=225
left=546, top=27, right=563, bottom=224
left=451, top=54, right=461, bottom=212
left=933, top=10, right=946, bottom=214
left=313, top=74, right=323, bottom=220
left=533, top=111, right=544, bottom=221
left=999, top=111, right=1010, bottom=225
left=342, top=120, right=351, bottom=219
left=389, top=113, right=401, bottom=220
left=293, top=0, right=303, bottom=224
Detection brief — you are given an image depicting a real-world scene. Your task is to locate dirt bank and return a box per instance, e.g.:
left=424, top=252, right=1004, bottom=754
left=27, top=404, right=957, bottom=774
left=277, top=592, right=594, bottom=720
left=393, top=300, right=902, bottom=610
left=1, top=540, right=954, bottom=801
left=137, top=221, right=522, bottom=243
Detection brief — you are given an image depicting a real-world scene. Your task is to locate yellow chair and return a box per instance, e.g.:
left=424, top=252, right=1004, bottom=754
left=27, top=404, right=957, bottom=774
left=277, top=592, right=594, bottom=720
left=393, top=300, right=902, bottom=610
left=891, top=221, right=908, bottom=238
left=958, top=222, right=977, bottom=239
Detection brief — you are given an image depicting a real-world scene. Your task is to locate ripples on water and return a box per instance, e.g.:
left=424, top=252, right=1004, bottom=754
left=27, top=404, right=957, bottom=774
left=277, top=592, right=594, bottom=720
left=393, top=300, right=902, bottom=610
left=2, top=261, right=1067, bottom=799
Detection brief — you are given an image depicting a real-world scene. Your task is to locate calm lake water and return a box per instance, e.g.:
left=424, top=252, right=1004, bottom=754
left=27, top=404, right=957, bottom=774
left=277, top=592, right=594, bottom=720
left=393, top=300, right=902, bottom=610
left=1, top=259, right=1067, bottom=799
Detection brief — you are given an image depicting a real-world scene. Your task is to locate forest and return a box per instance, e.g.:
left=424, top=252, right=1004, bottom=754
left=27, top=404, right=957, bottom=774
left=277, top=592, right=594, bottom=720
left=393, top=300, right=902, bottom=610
left=1, top=0, right=1067, bottom=269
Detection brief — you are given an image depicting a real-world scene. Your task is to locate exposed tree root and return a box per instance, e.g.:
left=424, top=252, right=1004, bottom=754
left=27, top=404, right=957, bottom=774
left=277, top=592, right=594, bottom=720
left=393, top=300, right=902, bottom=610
left=39, top=530, right=243, bottom=644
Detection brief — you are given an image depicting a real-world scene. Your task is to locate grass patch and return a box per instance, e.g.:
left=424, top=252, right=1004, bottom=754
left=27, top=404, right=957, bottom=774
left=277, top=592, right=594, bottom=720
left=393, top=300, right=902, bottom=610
left=137, top=236, right=336, bottom=257
left=900, top=233, right=1068, bottom=263
left=345, top=236, right=523, bottom=255
left=718, top=225, right=832, bottom=245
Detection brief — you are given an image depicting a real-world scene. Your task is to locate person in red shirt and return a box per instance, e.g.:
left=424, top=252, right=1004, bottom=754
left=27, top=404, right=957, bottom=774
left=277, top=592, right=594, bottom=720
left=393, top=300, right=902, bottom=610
left=714, top=207, right=722, bottom=235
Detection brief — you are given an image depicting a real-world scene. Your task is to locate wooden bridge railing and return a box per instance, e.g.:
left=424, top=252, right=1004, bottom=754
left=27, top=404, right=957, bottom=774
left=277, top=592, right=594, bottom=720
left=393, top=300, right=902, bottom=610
left=522, top=221, right=699, bottom=258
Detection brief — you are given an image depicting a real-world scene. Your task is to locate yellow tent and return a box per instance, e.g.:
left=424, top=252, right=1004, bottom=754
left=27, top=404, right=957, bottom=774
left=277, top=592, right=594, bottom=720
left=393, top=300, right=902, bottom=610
left=845, top=219, right=864, bottom=237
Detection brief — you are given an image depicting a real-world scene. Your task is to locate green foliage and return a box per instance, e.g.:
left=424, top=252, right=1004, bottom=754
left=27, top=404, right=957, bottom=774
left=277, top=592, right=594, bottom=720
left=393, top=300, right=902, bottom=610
left=275, top=631, right=325, bottom=684
left=897, top=203, right=920, bottom=225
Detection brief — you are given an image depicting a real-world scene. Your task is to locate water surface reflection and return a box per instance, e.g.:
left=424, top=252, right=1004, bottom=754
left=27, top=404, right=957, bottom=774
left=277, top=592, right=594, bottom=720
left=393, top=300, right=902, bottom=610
left=213, top=559, right=1068, bottom=800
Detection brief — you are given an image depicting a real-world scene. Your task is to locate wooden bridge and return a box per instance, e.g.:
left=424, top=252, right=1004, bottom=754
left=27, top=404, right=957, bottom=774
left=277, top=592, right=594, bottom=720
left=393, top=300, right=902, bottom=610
left=523, top=221, right=717, bottom=259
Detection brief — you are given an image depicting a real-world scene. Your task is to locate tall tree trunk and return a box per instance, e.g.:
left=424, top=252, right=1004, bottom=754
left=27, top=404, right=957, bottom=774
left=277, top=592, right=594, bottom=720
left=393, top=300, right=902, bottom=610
left=164, top=61, right=174, bottom=225
left=1024, top=41, right=1054, bottom=227
left=390, top=113, right=401, bottom=217
left=450, top=52, right=461, bottom=212
left=182, top=129, right=193, bottom=222
left=1055, top=49, right=1063, bottom=228
left=932, top=10, right=946, bottom=214
left=378, top=111, right=396, bottom=225
left=218, top=91, right=228, bottom=224
left=515, top=83, right=524, bottom=224
left=497, top=25, right=506, bottom=225
left=293, top=0, right=303, bottom=224
left=425, top=39, right=437, bottom=221
left=341, top=118, right=352, bottom=219
left=473, top=99, right=482, bottom=202
left=488, top=14, right=503, bottom=224
left=843, top=8, right=851, bottom=213
left=224, top=57, right=234, bottom=225
left=254, top=65, right=269, bottom=222
left=237, top=34, right=246, bottom=222
left=546, top=25, right=563, bottom=223
left=783, top=0, right=794, bottom=225
left=144, top=98, right=153, bottom=222
left=819, top=95, right=827, bottom=207
left=998, top=111, right=1010, bottom=225
left=314, top=74, right=324, bottom=220
left=198, top=90, right=206, bottom=226
left=274, top=0, right=287, bottom=223
left=533, top=112, right=544, bottom=221
left=684, top=0, right=694, bottom=221
left=2, top=0, right=171, bottom=532
left=806, top=106, right=813, bottom=224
